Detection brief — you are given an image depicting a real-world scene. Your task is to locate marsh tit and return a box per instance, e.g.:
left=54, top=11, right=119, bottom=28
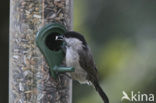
left=56, top=31, right=109, bottom=103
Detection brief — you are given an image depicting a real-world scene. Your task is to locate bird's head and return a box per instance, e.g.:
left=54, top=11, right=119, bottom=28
left=56, top=31, right=87, bottom=50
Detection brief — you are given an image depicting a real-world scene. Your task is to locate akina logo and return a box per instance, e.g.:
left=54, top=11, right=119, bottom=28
left=121, top=91, right=155, bottom=102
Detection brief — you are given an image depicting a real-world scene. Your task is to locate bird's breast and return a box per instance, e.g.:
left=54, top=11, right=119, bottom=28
left=65, top=48, right=88, bottom=84
left=66, top=48, right=79, bottom=66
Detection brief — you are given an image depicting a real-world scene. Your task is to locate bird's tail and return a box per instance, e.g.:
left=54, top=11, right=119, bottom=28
left=93, top=81, right=109, bottom=103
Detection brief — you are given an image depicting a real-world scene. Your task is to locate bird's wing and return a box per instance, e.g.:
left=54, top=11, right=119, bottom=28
left=78, top=47, right=98, bottom=81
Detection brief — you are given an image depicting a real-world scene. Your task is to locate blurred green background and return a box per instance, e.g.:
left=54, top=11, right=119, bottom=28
left=0, top=0, right=156, bottom=103
left=73, top=0, right=156, bottom=103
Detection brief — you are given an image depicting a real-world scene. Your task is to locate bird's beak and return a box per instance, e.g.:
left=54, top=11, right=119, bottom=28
left=55, top=35, right=64, bottom=41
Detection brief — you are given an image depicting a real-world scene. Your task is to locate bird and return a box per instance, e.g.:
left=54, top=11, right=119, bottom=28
left=56, top=31, right=109, bottom=103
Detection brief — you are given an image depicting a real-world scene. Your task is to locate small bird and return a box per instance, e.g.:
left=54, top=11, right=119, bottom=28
left=56, top=31, right=109, bottom=103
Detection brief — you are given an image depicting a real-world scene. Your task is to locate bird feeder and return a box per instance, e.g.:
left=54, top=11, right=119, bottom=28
left=9, top=0, right=73, bottom=103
